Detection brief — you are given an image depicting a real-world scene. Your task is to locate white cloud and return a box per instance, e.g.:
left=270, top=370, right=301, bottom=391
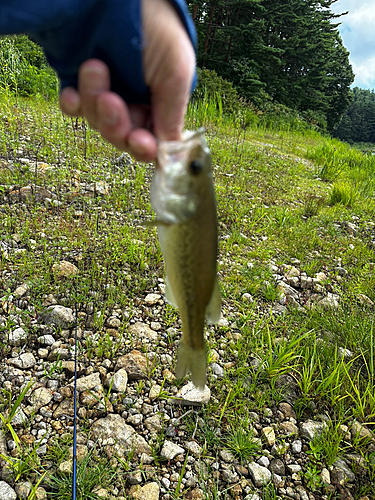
left=331, top=0, right=375, bottom=89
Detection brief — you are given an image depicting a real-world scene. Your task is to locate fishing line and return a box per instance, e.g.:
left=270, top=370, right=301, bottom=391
left=72, top=293, right=78, bottom=500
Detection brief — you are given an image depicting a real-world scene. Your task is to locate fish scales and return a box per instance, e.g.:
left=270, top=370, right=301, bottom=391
left=151, top=128, right=221, bottom=388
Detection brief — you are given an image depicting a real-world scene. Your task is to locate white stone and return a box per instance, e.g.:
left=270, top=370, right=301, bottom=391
left=41, top=305, right=74, bottom=327
left=175, top=382, right=210, bottom=405
left=9, top=327, right=27, bottom=346
left=91, top=414, right=151, bottom=455
left=29, top=387, right=53, bottom=410
left=247, top=462, right=272, bottom=487
left=160, top=440, right=185, bottom=460
left=110, top=369, right=128, bottom=392
left=144, top=293, right=161, bottom=305
left=0, top=481, right=17, bottom=500
left=8, top=352, right=36, bottom=369
left=300, top=420, right=327, bottom=440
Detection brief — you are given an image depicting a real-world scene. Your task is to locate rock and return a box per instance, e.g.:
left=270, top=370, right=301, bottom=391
left=332, top=458, right=355, bottom=484
left=314, top=272, right=327, bottom=283
left=279, top=421, right=298, bottom=436
left=286, top=464, right=302, bottom=474
left=0, top=481, right=17, bottom=500
left=278, top=402, right=296, bottom=418
left=8, top=353, right=36, bottom=369
left=272, top=473, right=285, bottom=488
left=144, top=293, right=161, bottom=305
left=59, top=461, right=73, bottom=473
left=53, top=399, right=74, bottom=418
left=106, top=316, right=121, bottom=328
left=269, top=458, right=285, bottom=476
left=8, top=185, right=56, bottom=203
left=242, top=292, right=254, bottom=304
left=285, top=266, right=300, bottom=279
left=244, top=495, right=260, bottom=500
left=351, top=421, right=374, bottom=442
left=40, top=305, right=74, bottom=328
left=321, top=467, right=330, bottom=484
left=109, top=369, right=128, bottom=392
left=29, top=387, right=53, bottom=410
left=217, top=316, right=229, bottom=327
left=72, top=372, right=101, bottom=392
left=291, top=440, right=302, bottom=454
left=220, top=450, right=235, bottom=463
left=210, top=363, right=225, bottom=378
left=257, top=456, right=269, bottom=467
left=149, top=384, right=161, bottom=400
left=8, top=327, right=27, bottom=346
left=274, top=374, right=300, bottom=404
left=35, top=487, right=47, bottom=500
left=247, top=462, right=272, bottom=487
left=37, top=334, right=55, bottom=346
left=13, top=283, right=29, bottom=298
left=144, top=415, right=162, bottom=434
left=186, top=441, right=203, bottom=457
left=85, top=181, right=109, bottom=196
left=160, top=440, right=185, bottom=460
left=128, top=414, right=143, bottom=426
left=338, top=347, right=353, bottom=360
left=117, top=350, right=147, bottom=380
left=317, top=293, right=339, bottom=310
left=128, top=472, right=143, bottom=485
left=15, top=481, right=32, bottom=499
left=0, top=430, right=7, bottom=455
left=133, top=482, right=160, bottom=500
left=300, top=420, right=327, bottom=440
left=69, top=444, right=88, bottom=462
left=175, top=382, right=210, bottom=405
left=91, top=414, right=151, bottom=455
left=52, top=261, right=79, bottom=277
left=262, top=426, right=275, bottom=446
left=358, top=294, right=374, bottom=306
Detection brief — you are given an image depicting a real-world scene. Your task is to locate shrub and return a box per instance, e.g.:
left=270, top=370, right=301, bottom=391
left=0, top=35, right=58, bottom=100
left=192, top=67, right=241, bottom=115
left=330, top=182, right=358, bottom=207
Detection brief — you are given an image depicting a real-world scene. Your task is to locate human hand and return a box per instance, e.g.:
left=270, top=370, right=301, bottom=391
left=59, top=0, right=196, bottom=162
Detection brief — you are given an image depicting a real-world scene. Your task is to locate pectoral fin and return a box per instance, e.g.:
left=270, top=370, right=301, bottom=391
left=206, top=278, right=221, bottom=324
left=140, top=220, right=170, bottom=228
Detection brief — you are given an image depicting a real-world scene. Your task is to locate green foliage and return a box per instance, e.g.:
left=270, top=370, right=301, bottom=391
left=329, top=181, right=358, bottom=207
left=0, top=35, right=58, bottom=100
left=187, top=0, right=354, bottom=129
left=193, top=67, right=241, bottom=115
left=334, top=87, right=375, bottom=144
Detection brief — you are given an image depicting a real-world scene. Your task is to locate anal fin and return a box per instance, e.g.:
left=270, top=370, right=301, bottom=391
left=205, top=278, right=221, bottom=324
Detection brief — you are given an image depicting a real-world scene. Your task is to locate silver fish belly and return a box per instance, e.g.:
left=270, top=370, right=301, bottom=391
left=151, top=128, right=221, bottom=389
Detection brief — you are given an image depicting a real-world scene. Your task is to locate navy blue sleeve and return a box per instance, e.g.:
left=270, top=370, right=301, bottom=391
left=0, top=0, right=197, bottom=105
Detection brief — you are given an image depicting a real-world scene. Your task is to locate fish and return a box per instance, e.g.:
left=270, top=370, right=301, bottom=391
left=151, top=128, right=221, bottom=389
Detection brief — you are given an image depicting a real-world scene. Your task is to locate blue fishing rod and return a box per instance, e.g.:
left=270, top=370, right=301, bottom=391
left=72, top=300, right=78, bottom=500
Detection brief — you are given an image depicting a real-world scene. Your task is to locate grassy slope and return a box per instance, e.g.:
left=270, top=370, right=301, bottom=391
left=1, top=94, right=375, bottom=498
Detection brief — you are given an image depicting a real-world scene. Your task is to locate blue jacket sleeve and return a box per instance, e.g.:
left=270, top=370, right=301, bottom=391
left=0, top=0, right=197, bottom=105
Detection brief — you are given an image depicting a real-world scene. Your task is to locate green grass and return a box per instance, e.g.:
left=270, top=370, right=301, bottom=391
left=1, top=90, right=375, bottom=499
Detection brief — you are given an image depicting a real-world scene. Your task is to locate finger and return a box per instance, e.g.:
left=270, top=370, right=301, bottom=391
left=59, top=87, right=82, bottom=116
left=142, top=0, right=196, bottom=141
left=127, top=128, right=158, bottom=161
left=78, top=59, right=111, bottom=128
left=97, top=93, right=157, bottom=160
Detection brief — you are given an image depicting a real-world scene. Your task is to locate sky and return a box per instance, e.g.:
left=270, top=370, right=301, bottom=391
left=331, top=0, right=375, bottom=90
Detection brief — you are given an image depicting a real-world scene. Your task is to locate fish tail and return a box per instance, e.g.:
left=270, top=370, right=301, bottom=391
left=175, top=342, right=206, bottom=389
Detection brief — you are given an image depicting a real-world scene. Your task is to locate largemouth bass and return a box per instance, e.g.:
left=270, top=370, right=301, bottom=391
left=151, top=128, right=221, bottom=389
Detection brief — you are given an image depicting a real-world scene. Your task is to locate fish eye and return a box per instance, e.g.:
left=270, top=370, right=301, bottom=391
left=189, top=160, right=203, bottom=175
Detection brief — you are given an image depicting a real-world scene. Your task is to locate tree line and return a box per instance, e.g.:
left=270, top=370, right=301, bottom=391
left=333, top=88, right=375, bottom=144
left=187, top=0, right=354, bottom=132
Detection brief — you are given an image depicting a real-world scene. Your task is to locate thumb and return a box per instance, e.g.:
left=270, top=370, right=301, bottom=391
left=142, top=0, right=196, bottom=141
